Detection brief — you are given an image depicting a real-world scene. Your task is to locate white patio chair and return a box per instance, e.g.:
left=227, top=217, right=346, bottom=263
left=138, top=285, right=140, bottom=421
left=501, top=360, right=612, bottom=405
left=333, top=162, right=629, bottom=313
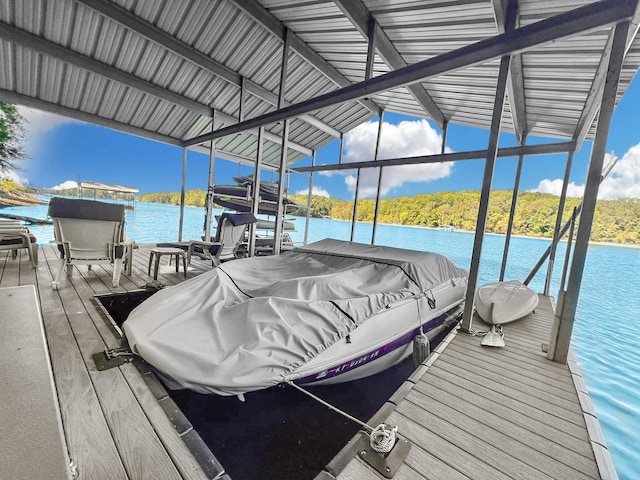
left=48, top=197, right=128, bottom=290
left=0, top=219, right=38, bottom=267
left=187, top=212, right=257, bottom=266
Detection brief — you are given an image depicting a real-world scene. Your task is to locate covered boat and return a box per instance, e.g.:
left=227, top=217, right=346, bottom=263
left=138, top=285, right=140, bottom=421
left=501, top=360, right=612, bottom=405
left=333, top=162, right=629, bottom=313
left=123, top=239, right=467, bottom=396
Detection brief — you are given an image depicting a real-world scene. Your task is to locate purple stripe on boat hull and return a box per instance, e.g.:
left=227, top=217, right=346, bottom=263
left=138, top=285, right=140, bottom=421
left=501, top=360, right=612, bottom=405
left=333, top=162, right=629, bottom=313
left=295, top=306, right=460, bottom=385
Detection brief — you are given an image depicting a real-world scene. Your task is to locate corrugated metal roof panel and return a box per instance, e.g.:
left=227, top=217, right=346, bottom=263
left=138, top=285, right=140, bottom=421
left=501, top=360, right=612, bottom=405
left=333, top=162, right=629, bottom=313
left=0, top=0, right=638, bottom=172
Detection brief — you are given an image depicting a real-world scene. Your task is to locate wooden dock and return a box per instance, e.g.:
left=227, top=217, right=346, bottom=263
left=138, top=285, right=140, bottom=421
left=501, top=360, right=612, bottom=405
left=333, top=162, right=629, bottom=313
left=0, top=243, right=225, bottom=480
left=0, top=244, right=616, bottom=480
left=323, top=296, right=617, bottom=479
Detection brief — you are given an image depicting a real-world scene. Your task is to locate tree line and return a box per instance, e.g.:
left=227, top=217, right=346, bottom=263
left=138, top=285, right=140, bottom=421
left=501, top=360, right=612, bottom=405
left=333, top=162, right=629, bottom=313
left=137, top=189, right=640, bottom=245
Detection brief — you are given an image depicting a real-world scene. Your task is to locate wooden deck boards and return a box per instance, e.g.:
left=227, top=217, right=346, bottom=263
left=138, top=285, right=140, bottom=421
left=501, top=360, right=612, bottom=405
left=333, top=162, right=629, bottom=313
left=331, top=296, right=614, bottom=480
left=1, top=244, right=221, bottom=480
left=1, top=245, right=614, bottom=480
left=0, top=285, right=70, bottom=479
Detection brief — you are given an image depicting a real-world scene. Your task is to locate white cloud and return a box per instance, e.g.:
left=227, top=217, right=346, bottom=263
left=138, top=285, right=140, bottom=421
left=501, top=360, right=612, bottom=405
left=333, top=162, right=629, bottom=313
left=51, top=180, right=79, bottom=190
left=531, top=146, right=640, bottom=199
left=295, top=186, right=330, bottom=197
left=598, top=144, right=640, bottom=199
left=18, top=106, right=79, bottom=136
left=341, top=119, right=451, bottom=198
left=532, top=178, right=585, bottom=198
left=3, top=107, right=81, bottom=186
left=0, top=168, right=29, bottom=185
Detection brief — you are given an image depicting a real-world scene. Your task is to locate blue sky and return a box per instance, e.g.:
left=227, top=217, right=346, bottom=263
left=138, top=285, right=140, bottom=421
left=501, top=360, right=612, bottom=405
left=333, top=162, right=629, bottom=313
left=10, top=75, right=640, bottom=201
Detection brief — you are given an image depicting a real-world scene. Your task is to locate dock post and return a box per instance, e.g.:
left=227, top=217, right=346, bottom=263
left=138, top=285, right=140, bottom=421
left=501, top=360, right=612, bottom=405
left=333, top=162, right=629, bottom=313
left=461, top=53, right=510, bottom=332
left=548, top=20, right=629, bottom=362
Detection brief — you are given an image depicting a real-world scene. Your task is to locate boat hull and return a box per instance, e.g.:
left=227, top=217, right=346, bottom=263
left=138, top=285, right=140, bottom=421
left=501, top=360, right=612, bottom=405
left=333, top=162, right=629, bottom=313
left=474, top=280, right=538, bottom=325
left=286, top=280, right=467, bottom=386
left=124, top=239, right=469, bottom=396
left=255, top=218, right=296, bottom=231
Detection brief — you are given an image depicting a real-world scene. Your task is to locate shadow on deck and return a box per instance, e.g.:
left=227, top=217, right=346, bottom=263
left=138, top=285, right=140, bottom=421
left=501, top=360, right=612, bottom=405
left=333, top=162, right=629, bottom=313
left=325, top=296, right=616, bottom=480
left=0, top=243, right=221, bottom=480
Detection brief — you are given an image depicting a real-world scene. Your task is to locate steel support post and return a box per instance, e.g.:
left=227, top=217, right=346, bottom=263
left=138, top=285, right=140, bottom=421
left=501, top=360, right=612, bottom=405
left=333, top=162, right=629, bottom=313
left=371, top=110, right=385, bottom=244
left=204, top=111, right=217, bottom=242
left=239, top=76, right=246, bottom=122
left=460, top=54, right=510, bottom=332
left=274, top=119, right=289, bottom=255
left=544, top=151, right=574, bottom=294
left=353, top=21, right=378, bottom=244
left=548, top=21, right=630, bottom=363
left=304, top=151, right=316, bottom=245
left=248, top=126, right=265, bottom=257
left=365, top=16, right=377, bottom=81
left=500, top=133, right=526, bottom=281
left=350, top=170, right=361, bottom=241
left=441, top=120, right=448, bottom=155
left=272, top=27, right=290, bottom=255
left=178, top=147, right=187, bottom=242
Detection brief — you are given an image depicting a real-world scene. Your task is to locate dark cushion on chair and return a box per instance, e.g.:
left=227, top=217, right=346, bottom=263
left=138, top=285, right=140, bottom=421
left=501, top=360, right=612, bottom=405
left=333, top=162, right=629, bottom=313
left=212, top=213, right=256, bottom=242
left=223, top=212, right=257, bottom=227
left=48, top=197, right=125, bottom=222
left=0, top=233, right=37, bottom=246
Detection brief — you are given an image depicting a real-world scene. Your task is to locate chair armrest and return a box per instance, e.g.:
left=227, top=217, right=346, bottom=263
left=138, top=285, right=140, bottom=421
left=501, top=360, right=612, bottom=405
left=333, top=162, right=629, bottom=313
left=0, top=226, right=28, bottom=232
left=187, top=240, right=221, bottom=265
left=0, top=230, right=30, bottom=239
left=188, top=240, right=220, bottom=247
left=0, top=221, right=24, bottom=227
left=0, top=228, right=31, bottom=241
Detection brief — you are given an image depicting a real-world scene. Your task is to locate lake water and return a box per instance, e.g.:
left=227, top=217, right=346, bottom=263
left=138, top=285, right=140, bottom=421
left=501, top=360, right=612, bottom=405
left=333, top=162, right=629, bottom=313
left=4, top=198, right=639, bottom=479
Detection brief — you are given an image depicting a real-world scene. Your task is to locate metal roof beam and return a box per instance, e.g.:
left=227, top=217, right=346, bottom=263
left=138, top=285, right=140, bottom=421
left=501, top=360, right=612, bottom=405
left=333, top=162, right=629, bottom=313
left=573, top=4, right=640, bottom=147
left=292, top=141, right=576, bottom=174
left=184, top=0, right=635, bottom=148
left=228, top=0, right=383, bottom=116
left=0, top=20, right=311, bottom=157
left=334, top=0, right=447, bottom=129
left=492, top=0, right=528, bottom=143
left=74, top=0, right=340, bottom=138
left=0, top=89, right=184, bottom=146
left=240, top=128, right=311, bottom=157
left=0, top=88, right=278, bottom=167
left=0, top=21, right=213, bottom=116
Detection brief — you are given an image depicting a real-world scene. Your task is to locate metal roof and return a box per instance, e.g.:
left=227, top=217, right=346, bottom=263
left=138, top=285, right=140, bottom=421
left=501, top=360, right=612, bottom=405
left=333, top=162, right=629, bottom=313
left=1, top=0, right=639, bottom=169
left=80, top=181, right=139, bottom=194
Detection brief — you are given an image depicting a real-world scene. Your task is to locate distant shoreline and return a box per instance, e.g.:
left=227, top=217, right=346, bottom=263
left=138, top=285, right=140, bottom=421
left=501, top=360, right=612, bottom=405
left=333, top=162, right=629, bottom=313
left=309, top=214, right=640, bottom=250
left=0, top=188, right=45, bottom=207
left=5, top=192, right=637, bottom=250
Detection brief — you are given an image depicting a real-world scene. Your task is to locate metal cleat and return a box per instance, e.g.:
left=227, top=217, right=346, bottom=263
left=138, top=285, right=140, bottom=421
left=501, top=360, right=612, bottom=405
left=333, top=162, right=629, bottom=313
left=92, top=347, right=136, bottom=371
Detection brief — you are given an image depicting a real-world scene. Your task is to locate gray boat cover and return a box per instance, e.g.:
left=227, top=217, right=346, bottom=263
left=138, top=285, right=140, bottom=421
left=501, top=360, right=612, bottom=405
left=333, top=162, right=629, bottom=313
left=123, top=239, right=467, bottom=396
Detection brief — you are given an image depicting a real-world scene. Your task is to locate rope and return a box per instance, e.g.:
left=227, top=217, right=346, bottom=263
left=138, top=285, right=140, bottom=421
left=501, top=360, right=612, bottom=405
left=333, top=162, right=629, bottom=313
left=286, top=381, right=372, bottom=432
left=286, top=381, right=398, bottom=453
left=460, top=328, right=490, bottom=336
left=415, top=293, right=424, bottom=336
left=370, top=424, right=398, bottom=454
left=414, top=289, right=435, bottom=333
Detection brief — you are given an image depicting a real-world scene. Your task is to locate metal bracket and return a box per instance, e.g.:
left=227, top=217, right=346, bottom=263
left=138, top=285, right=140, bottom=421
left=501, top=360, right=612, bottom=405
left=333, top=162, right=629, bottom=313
left=92, top=347, right=135, bottom=371
left=358, top=437, right=411, bottom=478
